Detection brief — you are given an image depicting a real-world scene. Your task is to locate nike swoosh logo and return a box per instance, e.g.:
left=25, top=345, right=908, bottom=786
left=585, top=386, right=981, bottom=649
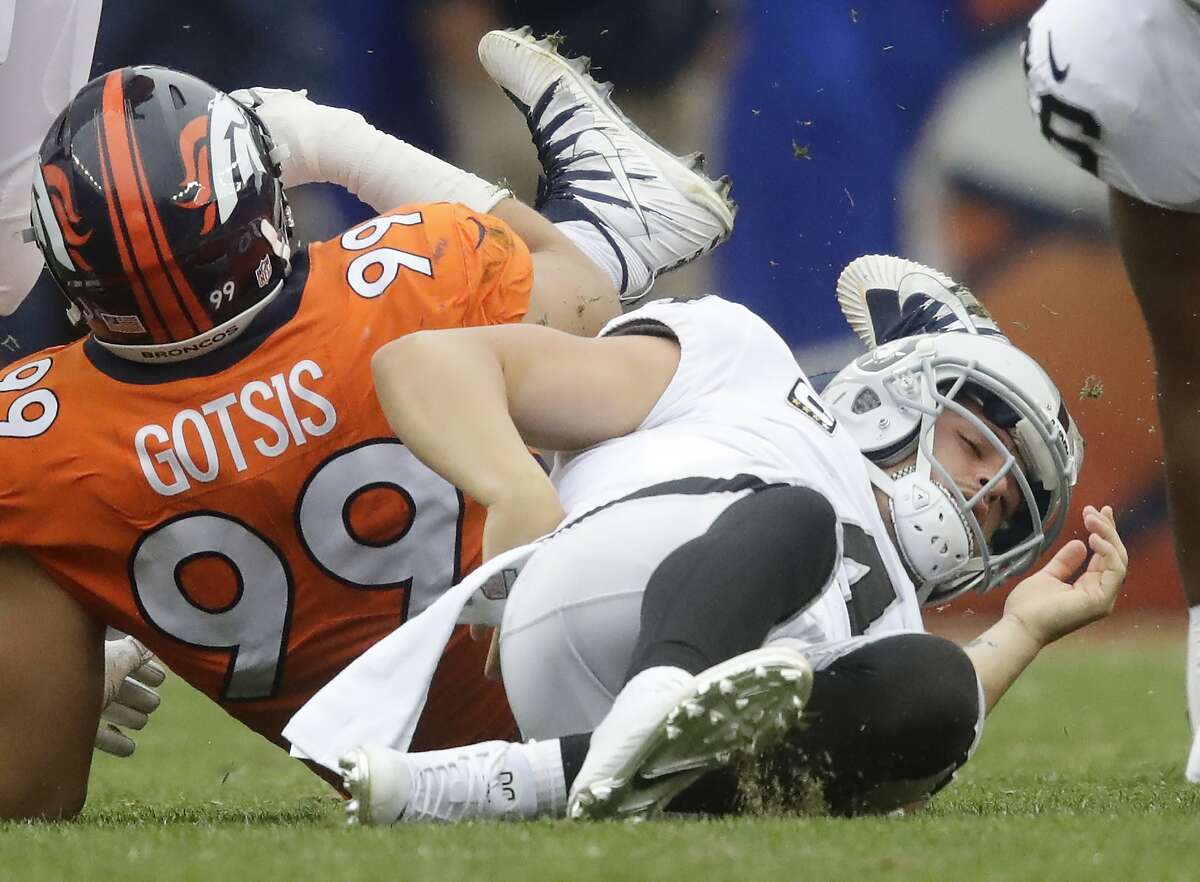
left=573, top=128, right=651, bottom=236
left=1047, top=33, right=1070, bottom=82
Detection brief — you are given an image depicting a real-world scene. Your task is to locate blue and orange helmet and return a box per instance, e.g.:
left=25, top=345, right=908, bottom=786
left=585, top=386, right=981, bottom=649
left=30, top=66, right=293, bottom=360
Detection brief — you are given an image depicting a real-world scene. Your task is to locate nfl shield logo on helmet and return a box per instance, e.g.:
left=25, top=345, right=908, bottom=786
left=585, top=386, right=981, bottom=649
left=255, top=254, right=272, bottom=288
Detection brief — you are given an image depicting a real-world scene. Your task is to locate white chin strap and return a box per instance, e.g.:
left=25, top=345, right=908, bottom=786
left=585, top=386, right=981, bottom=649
left=869, top=462, right=975, bottom=604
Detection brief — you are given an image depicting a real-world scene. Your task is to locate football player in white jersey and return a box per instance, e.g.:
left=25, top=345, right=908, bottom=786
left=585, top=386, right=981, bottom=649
left=1024, top=0, right=1200, bottom=780
left=310, top=33, right=1126, bottom=824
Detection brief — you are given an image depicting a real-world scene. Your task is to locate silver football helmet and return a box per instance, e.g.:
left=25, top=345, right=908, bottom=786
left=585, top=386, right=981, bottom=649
left=821, top=332, right=1084, bottom=605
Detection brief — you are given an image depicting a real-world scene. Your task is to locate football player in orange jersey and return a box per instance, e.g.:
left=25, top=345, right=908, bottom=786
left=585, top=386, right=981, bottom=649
left=0, top=43, right=734, bottom=819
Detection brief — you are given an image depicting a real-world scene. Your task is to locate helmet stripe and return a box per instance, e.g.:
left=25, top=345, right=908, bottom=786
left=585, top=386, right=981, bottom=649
left=96, top=74, right=169, bottom=342
left=124, top=91, right=214, bottom=334
left=100, top=71, right=197, bottom=341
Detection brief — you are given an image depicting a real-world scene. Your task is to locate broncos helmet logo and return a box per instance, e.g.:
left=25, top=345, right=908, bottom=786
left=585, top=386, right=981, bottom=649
left=175, top=95, right=268, bottom=233
left=176, top=113, right=217, bottom=234
left=32, top=162, right=93, bottom=274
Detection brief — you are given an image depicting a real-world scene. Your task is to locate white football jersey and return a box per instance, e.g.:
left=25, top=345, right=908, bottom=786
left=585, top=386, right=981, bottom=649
left=551, top=295, right=924, bottom=645
left=1025, top=0, right=1200, bottom=212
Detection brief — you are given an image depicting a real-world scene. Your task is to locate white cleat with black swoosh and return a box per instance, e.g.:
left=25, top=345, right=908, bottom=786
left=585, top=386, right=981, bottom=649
left=479, top=27, right=737, bottom=303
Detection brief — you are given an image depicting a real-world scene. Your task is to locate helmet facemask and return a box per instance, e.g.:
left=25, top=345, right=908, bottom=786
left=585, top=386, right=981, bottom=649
left=822, top=334, right=1083, bottom=605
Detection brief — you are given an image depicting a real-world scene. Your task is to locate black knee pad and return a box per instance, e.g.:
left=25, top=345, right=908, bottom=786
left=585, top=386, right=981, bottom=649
left=751, top=633, right=982, bottom=816
left=863, top=633, right=981, bottom=774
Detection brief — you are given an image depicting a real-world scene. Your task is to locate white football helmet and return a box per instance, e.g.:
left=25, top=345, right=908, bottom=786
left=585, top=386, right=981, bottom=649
left=821, top=332, right=1084, bottom=605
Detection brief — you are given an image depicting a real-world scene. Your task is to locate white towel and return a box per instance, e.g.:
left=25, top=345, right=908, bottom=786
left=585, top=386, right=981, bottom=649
left=283, top=540, right=541, bottom=772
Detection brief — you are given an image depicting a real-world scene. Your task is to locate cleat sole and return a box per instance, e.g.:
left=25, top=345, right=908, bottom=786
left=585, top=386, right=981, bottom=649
left=568, top=646, right=812, bottom=822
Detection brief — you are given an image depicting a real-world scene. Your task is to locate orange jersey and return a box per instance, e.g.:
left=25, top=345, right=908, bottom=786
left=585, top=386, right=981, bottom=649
left=0, top=202, right=530, bottom=750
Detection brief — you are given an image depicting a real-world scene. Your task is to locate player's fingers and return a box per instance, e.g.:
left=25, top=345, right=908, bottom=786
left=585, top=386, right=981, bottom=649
left=1085, top=521, right=1128, bottom=572
left=94, top=723, right=135, bottom=758
left=483, top=631, right=501, bottom=681
left=1039, top=538, right=1087, bottom=582
left=102, top=702, right=149, bottom=731
left=115, top=677, right=162, bottom=715
left=1083, top=511, right=1127, bottom=570
left=130, top=658, right=166, bottom=688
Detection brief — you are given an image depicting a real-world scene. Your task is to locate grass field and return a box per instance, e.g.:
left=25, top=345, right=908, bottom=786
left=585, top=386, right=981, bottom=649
left=3, top=626, right=1197, bottom=882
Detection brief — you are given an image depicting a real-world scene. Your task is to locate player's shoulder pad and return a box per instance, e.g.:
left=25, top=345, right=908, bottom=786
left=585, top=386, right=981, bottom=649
left=602, top=295, right=796, bottom=376
left=601, top=294, right=764, bottom=339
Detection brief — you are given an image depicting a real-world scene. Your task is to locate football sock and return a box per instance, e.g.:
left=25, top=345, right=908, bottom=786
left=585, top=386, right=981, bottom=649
left=539, top=196, right=652, bottom=302
left=518, top=738, right=569, bottom=816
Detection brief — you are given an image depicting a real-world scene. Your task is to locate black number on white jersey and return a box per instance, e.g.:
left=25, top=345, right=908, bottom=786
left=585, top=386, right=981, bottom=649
left=1038, top=93, right=1101, bottom=176
left=841, top=523, right=899, bottom=636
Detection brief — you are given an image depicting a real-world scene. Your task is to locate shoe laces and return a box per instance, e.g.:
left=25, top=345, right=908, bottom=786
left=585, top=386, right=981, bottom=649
left=406, top=747, right=513, bottom=822
left=504, top=81, right=604, bottom=209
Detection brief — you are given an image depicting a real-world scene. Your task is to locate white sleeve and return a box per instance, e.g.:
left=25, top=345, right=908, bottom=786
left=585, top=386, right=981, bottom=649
left=599, top=295, right=801, bottom=432
left=1025, top=0, right=1200, bottom=212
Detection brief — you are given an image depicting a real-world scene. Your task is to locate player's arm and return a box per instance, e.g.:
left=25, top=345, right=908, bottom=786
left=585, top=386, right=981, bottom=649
left=0, top=548, right=105, bottom=820
left=372, top=324, right=678, bottom=557
left=962, top=505, right=1126, bottom=713
left=234, top=89, right=619, bottom=336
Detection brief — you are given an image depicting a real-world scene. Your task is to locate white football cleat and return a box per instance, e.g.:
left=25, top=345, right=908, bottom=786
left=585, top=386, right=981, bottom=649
left=567, top=646, right=812, bottom=821
left=836, top=254, right=1006, bottom=349
left=340, top=741, right=539, bottom=825
left=478, top=27, right=736, bottom=301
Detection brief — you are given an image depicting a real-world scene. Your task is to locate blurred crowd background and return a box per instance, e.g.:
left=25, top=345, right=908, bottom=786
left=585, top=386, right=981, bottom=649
left=87, top=0, right=1171, bottom=617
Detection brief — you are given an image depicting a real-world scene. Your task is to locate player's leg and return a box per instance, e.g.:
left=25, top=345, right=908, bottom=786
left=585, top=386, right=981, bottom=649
left=669, top=632, right=984, bottom=816
left=495, top=482, right=838, bottom=819
left=342, top=632, right=981, bottom=823
left=343, top=483, right=833, bottom=823
left=1107, top=190, right=1200, bottom=778
left=477, top=27, right=736, bottom=305
left=233, top=88, right=622, bottom=337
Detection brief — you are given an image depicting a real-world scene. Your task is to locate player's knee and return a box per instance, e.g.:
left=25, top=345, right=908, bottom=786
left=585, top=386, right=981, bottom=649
left=873, top=634, right=981, bottom=774
left=739, top=485, right=836, bottom=556
left=715, top=485, right=838, bottom=609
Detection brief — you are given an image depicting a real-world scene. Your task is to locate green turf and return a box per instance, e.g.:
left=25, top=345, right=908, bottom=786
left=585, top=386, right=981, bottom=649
left=3, top=634, right=1195, bottom=882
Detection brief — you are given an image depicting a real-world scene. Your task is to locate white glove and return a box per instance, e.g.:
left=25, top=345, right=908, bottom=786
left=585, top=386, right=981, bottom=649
left=95, top=636, right=166, bottom=758
left=229, top=86, right=510, bottom=213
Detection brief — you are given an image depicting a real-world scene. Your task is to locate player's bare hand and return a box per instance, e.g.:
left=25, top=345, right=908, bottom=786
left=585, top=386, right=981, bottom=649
left=1003, top=505, right=1127, bottom=648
